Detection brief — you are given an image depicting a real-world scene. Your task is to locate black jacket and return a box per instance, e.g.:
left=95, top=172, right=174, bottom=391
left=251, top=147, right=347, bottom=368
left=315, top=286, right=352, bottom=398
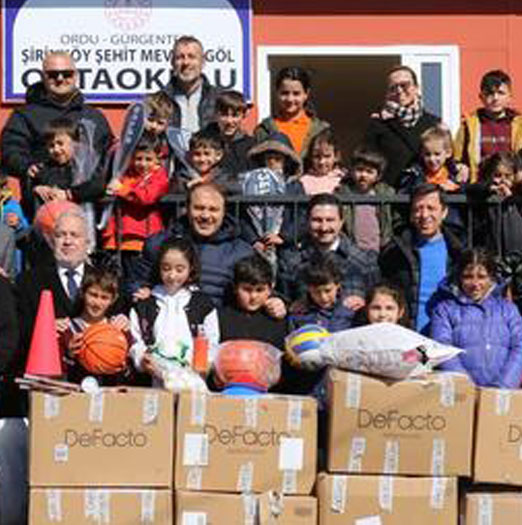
left=161, top=74, right=219, bottom=130
left=1, top=82, right=113, bottom=179
left=378, top=225, right=464, bottom=326
left=364, top=111, right=440, bottom=188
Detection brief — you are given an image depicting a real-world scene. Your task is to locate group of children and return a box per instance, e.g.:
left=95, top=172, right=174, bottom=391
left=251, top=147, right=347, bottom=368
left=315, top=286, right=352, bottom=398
left=4, top=64, right=522, bottom=393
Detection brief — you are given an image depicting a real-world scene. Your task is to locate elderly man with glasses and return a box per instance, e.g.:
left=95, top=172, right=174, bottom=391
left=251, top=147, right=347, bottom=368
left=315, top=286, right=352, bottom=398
left=364, top=65, right=440, bottom=188
left=0, top=51, right=113, bottom=212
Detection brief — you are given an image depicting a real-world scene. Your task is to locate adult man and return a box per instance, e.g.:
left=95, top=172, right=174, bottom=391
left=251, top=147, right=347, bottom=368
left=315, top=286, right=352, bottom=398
left=364, top=65, right=440, bottom=188
left=1, top=52, right=112, bottom=195
left=277, top=193, right=380, bottom=307
left=17, top=209, right=93, bottom=355
left=134, top=182, right=253, bottom=306
left=162, top=35, right=219, bottom=133
left=379, top=183, right=464, bottom=333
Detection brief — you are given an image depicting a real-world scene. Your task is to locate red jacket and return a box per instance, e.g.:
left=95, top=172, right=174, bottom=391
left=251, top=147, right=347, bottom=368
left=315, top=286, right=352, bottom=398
left=103, top=165, right=169, bottom=245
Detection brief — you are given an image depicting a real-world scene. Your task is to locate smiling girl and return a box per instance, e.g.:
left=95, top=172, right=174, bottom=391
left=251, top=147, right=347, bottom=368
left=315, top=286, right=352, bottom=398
left=431, top=248, right=522, bottom=388
left=254, top=66, right=330, bottom=160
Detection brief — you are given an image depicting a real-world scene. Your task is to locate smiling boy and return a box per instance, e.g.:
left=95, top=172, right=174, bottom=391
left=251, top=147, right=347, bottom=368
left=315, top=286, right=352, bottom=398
left=455, top=69, right=522, bottom=182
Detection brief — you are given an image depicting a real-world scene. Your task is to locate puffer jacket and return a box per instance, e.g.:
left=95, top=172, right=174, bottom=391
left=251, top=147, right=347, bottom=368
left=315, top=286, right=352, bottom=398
left=431, top=279, right=522, bottom=388
left=1, top=82, right=113, bottom=178
left=132, top=214, right=253, bottom=306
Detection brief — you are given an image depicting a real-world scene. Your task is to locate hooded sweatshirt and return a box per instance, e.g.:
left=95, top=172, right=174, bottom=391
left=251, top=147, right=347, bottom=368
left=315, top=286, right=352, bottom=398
left=431, top=279, right=522, bottom=388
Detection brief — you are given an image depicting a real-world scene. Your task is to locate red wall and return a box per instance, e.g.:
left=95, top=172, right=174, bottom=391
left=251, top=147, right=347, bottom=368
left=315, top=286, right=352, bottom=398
left=1, top=2, right=522, bottom=136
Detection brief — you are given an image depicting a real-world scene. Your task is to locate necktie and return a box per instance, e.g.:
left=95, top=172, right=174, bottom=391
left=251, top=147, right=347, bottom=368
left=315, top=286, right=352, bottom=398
left=66, top=269, right=79, bottom=301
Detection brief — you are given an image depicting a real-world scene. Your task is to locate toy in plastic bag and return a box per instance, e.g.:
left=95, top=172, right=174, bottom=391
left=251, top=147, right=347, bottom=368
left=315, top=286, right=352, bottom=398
left=214, top=340, right=282, bottom=394
left=319, top=322, right=464, bottom=379
left=162, top=367, right=208, bottom=393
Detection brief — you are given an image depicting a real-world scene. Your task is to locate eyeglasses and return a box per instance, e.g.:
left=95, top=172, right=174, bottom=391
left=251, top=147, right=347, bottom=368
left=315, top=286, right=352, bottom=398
left=45, top=69, right=75, bottom=80
left=387, top=81, right=413, bottom=93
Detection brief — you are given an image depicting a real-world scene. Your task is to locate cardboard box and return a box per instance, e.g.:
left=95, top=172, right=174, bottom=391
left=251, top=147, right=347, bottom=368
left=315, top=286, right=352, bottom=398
left=317, top=473, right=458, bottom=524
left=474, top=388, right=522, bottom=484
left=29, top=488, right=172, bottom=524
left=30, top=389, right=175, bottom=487
left=466, top=493, right=522, bottom=524
left=326, top=369, right=475, bottom=476
left=175, top=392, right=317, bottom=494
left=176, top=490, right=317, bottom=524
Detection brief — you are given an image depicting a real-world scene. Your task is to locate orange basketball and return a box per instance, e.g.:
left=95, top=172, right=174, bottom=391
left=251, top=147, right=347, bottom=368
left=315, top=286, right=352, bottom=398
left=34, top=201, right=81, bottom=239
left=77, top=323, right=129, bottom=375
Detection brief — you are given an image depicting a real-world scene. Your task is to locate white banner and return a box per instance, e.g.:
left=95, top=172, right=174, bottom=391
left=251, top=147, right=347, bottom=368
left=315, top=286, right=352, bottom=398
left=2, top=0, right=252, bottom=102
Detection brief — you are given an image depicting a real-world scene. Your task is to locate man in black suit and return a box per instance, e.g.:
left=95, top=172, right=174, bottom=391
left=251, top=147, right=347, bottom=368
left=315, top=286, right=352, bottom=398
left=17, top=209, right=91, bottom=366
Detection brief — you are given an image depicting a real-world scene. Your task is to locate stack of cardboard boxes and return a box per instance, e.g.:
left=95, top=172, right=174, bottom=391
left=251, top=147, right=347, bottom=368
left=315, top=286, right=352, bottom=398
left=320, top=369, right=475, bottom=524
left=174, top=390, right=318, bottom=523
left=27, top=374, right=522, bottom=523
left=29, top=389, right=175, bottom=524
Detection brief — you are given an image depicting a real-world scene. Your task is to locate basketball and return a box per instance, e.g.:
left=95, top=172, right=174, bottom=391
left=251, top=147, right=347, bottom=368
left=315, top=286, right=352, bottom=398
left=285, top=324, right=331, bottom=370
left=34, top=200, right=81, bottom=240
left=215, top=340, right=281, bottom=390
left=77, top=323, right=129, bottom=375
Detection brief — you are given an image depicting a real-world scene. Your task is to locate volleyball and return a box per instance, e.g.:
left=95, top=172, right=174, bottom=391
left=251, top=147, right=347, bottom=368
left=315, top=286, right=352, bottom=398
left=77, top=323, right=129, bottom=375
left=285, top=324, right=331, bottom=370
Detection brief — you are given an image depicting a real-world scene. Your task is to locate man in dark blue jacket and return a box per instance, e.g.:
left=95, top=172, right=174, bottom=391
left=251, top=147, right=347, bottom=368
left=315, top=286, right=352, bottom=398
left=133, top=182, right=253, bottom=307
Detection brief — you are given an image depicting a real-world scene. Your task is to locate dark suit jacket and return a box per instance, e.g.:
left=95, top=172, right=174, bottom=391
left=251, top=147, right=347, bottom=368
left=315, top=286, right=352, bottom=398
left=16, top=261, right=86, bottom=367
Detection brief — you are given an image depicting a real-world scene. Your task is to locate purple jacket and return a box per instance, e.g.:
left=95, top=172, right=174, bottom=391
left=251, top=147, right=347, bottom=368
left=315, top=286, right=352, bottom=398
left=431, top=280, right=522, bottom=388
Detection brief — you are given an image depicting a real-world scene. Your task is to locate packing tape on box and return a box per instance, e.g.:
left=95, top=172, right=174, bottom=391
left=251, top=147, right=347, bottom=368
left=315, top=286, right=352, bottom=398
left=430, top=477, right=448, bottom=509
left=237, top=461, right=254, bottom=493
left=191, top=391, right=207, bottom=426
left=355, top=517, right=382, bottom=525
left=383, top=440, right=399, bottom=474
left=140, top=490, right=156, bottom=523
left=496, top=390, right=511, bottom=416
left=182, top=511, right=207, bottom=525
left=244, top=398, right=258, bottom=428
left=281, top=470, right=298, bottom=494
left=348, top=437, right=366, bottom=472
left=378, top=476, right=394, bottom=512
left=345, top=373, right=362, bottom=409
left=44, top=394, right=60, bottom=419
left=438, top=375, right=456, bottom=407
left=183, top=433, right=209, bottom=467
left=142, top=392, right=160, bottom=425
left=330, top=475, right=347, bottom=514
left=88, top=392, right=104, bottom=423
left=84, top=489, right=110, bottom=523
left=431, top=438, right=446, bottom=475
left=53, top=443, right=69, bottom=463
left=287, top=399, right=303, bottom=432
left=477, top=494, right=493, bottom=525
left=186, top=467, right=203, bottom=490
left=242, top=493, right=257, bottom=525
left=46, top=489, right=63, bottom=522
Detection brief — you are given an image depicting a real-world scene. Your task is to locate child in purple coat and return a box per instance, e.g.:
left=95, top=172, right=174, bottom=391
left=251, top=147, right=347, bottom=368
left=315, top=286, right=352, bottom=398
left=431, top=247, right=522, bottom=388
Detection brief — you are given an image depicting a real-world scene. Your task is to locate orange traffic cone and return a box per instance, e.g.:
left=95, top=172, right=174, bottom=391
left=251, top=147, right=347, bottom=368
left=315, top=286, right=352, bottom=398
left=25, top=290, right=63, bottom=376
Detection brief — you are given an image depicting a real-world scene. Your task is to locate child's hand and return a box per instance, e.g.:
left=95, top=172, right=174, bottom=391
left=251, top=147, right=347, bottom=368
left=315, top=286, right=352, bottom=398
left=51, top=188, right=68, bottom=201
left=253, top=240, right=267, bottom=253
left=141, top=353, right=160, bottom=376
left=440, top=180, right=460, bottom=193
left=110, top=314, right=130, bottom=332
left=343, top=295, right=366, bottom=311
left=33, top=185, right=55, bottom=202
left=263, top=233, right=284, bottom=247
left=186, top=175, right=204, bottom=189
left=133, top=286, right=151, bottom=301
left=265, top=297, right=287, bottom=319
left=55, top=317, right=70, bottom=333
left=5, top=213, right=19, bottom=228
left=106, top=180, right=122, bottom=196
left=491, top=183, right=513, bottom=199
left=68, top=332, right=83, bottom=357
left=27, top=164, right=41, bottom=179
left=455, top=163, right=470, bottom=184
